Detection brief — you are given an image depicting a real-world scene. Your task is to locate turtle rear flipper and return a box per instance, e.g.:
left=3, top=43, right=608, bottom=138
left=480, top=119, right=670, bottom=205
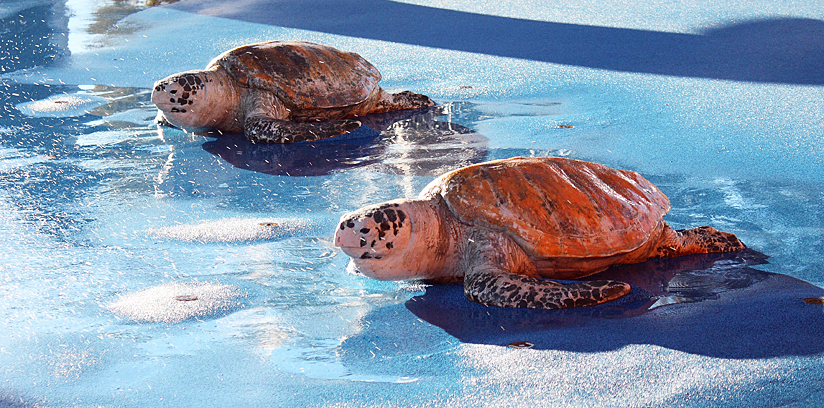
left=676, top=226, right=746, bottom=254
left=244, top=116, right=361, bottom=143
left=653, top=225, right=747, bottom=258
left=388, top=90, right=435, bottom=110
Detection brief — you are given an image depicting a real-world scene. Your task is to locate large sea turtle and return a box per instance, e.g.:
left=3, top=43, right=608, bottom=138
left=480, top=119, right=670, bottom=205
left=151, top=41, right=434, bottom=143
left=334, top=157, right=746, bottom=309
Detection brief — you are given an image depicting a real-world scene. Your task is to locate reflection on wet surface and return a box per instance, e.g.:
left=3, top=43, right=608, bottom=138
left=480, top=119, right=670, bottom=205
left=201, top=104, right=488, bottom=177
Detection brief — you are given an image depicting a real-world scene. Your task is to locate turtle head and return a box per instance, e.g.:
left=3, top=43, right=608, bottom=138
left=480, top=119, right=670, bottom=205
left=335, top=198, right=459, bottom=281
left=151, top=69, right=237, bottom=131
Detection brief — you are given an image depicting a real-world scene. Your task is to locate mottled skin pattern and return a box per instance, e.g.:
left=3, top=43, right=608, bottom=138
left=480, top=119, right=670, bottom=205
left=334, top=157, right=746, bottom=310
left=460, top=229, right=632, bottom=309
left=151, top=41, right=434, bottom=143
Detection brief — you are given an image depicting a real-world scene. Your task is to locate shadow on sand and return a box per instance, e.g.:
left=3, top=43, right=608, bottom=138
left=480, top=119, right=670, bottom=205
left=170, top=0, right=824, bottom=85
left=400, top=249, right=824, bottom=359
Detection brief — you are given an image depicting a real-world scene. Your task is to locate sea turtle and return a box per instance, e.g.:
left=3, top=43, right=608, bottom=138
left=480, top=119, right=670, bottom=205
left=334, top=157, right=746, bottom=309
left=151, top=41, right=434, bottom=143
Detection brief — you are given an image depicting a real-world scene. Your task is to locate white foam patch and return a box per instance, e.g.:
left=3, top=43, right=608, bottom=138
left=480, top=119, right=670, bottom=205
left=107, top=281, right=245, bottom=323
left=145, top=217, right=316, bottom=243
left=15, top=93, right=107, bottom=118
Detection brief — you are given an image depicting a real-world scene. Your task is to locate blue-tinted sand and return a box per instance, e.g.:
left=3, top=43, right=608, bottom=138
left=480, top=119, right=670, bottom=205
left=1, top=0, right=824, bottom=406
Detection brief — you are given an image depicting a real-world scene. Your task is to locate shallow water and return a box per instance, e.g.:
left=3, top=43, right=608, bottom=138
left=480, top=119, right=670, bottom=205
left=1, top=0, right=824, bottom=407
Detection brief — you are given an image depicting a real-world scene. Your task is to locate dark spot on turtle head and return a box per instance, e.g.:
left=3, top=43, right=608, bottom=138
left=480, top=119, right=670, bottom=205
left=372, top=211, right=385, bottom=223
left=380, top=222, right=390, bottom=231
left=378, top=230, right=386, bottom=239
left=346, top=221, right=355, bottom=228
left=359, top=238, right=367, bottom=247
left=385, top=242, right=393, bottom=249
left=170, top=107, right=186, bottom=113
left=385, top=209, right=397, bottom=222
left=169, top=89, right=177, bottom=95
left=169, top=98, right=176, bottom=103
left=370, top=240, right=376, bottom=247
left=397, top=211, right=406, bottom=223
left=360, top=252, right=373, bottom=259
left=339, top=222, right=346, bottom=230
left=183, top=85, right=191, bottom=92
left=359, top=228, right=370, bottom=234
left=181, top=92, right=190, bottom=99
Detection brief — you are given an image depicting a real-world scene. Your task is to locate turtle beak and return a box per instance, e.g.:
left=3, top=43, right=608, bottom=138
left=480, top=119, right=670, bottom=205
left=151, top=78, right=175, bottom=109
left=334, top=219, right=365, bottom=257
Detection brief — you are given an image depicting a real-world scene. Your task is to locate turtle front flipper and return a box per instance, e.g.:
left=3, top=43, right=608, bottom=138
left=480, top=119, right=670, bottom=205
left=461, top=231, right=630, bottom=309
left=464, top=267, right=630, bottom=309
left=244, top=116, right=361, bottom=143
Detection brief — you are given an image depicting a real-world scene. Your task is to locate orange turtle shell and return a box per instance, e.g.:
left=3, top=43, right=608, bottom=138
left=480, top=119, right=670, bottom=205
left=420, top=157, right=671, bottom=258
left=208, top=41, right=381, bottom=110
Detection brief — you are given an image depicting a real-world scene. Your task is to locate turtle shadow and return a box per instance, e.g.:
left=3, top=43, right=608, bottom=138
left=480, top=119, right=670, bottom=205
left=170, top=0, right=824, bottom=85
left=201, top=105, right=488, bottom=177
left=404, top=249, right=824, bottom=358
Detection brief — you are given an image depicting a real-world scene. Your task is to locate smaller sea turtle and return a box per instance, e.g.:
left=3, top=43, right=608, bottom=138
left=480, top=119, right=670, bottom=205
left=334, top=157, right=746, bottom=309
left=151, top=41, right=434, bottom=143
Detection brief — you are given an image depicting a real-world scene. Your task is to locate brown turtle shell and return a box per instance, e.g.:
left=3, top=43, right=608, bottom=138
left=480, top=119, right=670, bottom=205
left=420, top=157, right=671, bottom=258
left=208, top=41, right=381, bottom=110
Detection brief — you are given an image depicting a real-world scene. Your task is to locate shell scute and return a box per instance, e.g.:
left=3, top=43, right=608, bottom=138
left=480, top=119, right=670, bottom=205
left=421, top=157, right=671, bottom=258
left=209, top=41, right=381, bottom=109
